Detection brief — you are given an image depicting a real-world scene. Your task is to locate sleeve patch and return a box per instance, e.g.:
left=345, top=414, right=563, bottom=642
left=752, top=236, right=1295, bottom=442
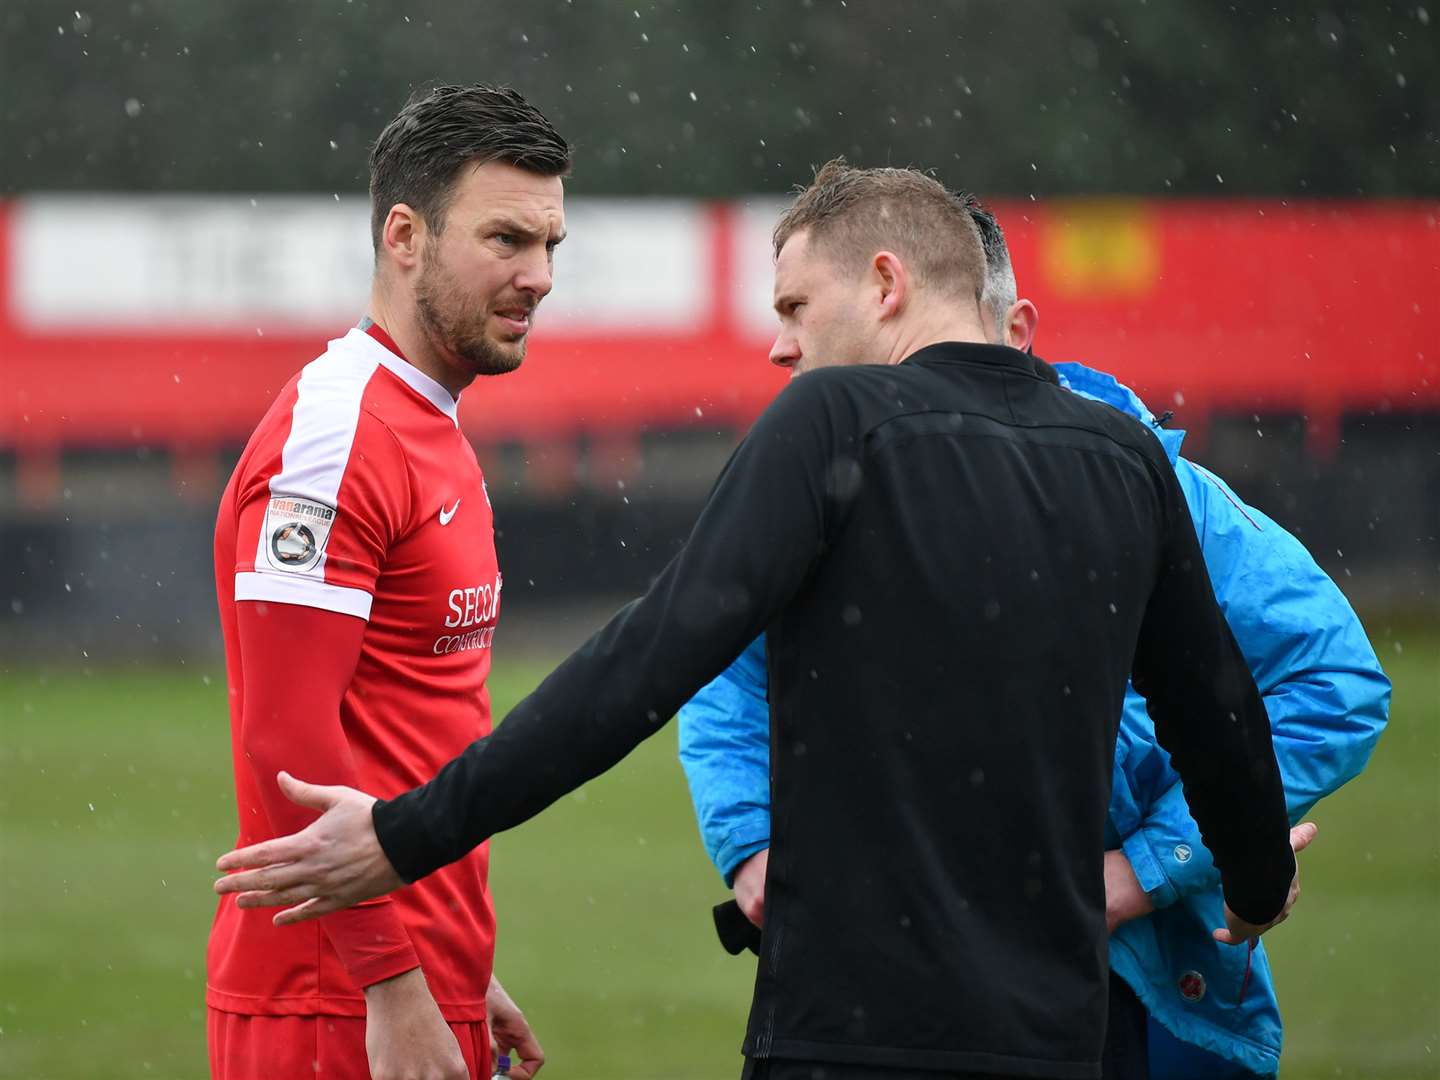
left=263, top=495, right=338, bottom=573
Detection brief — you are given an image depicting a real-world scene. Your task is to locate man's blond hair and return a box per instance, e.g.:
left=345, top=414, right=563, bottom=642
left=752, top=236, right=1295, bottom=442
left=773, top=158, right=987, bottom=305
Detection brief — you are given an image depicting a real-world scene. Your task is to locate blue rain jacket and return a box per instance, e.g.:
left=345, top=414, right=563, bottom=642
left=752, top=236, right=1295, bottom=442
left=677, top=361, right=1390, bottom=1077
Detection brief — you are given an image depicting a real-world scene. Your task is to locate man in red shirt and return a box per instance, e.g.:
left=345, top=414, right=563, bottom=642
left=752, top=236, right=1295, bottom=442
left=209, top=84, right=569, bottom=1080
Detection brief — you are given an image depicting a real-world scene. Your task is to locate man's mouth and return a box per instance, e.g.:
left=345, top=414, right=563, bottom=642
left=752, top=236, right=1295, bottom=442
left=494, top=308, right=533, bottom=335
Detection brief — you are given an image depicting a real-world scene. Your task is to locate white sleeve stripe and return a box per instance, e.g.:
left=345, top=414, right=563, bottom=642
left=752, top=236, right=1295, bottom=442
left=234, top=571, right=373, bottom=620
left=257, top=336, right=382, bottom=580
left=274, top=339, right=380, bottom=504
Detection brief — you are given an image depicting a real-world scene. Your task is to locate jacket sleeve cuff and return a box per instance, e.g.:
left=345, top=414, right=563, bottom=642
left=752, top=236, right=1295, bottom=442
left=1123, top=812, right=1223, bottom=910
left=717, top=818, right=772, bottom=887
left=1121, top=827, right=1179, bottom=909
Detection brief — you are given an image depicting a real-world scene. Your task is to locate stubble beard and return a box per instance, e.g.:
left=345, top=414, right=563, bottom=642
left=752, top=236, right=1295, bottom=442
left=414, top=255, right=527, bottom=378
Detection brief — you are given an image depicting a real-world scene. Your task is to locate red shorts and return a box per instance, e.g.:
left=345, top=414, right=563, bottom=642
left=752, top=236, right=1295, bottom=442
left=208, top=1008, right=491, bottom=1079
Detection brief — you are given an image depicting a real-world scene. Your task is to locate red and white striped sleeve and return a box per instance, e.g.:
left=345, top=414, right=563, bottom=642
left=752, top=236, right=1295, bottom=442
left=233, top=349, right=409, bottom=619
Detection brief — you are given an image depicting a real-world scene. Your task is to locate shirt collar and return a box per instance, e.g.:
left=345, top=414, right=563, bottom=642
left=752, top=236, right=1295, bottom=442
left=902, top=341, right=1062, bottom=385
left=352, top=319, right=461, bottom=427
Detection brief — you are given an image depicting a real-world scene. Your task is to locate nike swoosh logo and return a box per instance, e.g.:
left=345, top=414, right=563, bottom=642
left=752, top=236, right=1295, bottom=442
left=439, top=499, right=461, bottom=526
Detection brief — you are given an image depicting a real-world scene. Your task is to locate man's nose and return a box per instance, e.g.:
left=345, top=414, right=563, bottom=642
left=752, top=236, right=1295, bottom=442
left=769, top=333, right=799, bottom=369
left=514, top=249, right=554, bottom=300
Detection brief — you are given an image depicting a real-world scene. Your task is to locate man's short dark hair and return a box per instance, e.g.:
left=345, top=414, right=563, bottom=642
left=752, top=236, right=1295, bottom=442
left=773, top=158, right=986, bottom=306
left=368, top=84, right=571, bottom=253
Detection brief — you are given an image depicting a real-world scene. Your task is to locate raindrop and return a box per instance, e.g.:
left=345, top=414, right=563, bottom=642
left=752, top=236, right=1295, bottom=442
left=328, top=139, right=338, bottom=150
left=689, top=91, right=698, bottom=102
left=123, top=98, right=143, bottom=119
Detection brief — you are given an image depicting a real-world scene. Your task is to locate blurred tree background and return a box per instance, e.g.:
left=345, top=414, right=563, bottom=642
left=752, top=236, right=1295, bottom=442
left=2, top=0, right=1435, bottom=197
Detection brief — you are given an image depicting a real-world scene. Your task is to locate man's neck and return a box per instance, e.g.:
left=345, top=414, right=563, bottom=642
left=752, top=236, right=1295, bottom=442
left=886, top=304, right=993, bottom=366
left=366, top=284, right=470, bottom=399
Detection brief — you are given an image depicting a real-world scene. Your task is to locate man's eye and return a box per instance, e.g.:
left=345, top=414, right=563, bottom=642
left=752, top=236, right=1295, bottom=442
left=495, top=233, right=517, bottom=247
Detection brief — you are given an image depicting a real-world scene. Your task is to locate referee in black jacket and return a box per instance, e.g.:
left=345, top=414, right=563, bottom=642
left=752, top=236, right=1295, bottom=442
left=218, top=160, right=1301, bottom=1080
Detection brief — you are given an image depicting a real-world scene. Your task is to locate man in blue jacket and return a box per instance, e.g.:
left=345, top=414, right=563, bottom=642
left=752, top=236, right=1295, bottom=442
left=678, top=202, right=1390, bottom=1079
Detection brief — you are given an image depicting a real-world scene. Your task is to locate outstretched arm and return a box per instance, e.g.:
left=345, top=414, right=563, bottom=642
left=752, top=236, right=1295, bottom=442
left=216, top=371, right=852, bottom=918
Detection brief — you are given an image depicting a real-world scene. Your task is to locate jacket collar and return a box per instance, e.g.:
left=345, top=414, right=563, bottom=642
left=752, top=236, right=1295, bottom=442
left=1053, top=361, right=1187, bottom=464
left=901, top=341, right=1062, bottom=386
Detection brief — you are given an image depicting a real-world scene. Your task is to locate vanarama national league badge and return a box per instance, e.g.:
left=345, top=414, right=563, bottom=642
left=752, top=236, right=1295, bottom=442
left=263, top=495, right=337, bottom=573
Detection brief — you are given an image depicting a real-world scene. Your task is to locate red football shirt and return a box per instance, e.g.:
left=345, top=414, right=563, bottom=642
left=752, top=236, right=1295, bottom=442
left=209, top=323, right=500, bottom=1020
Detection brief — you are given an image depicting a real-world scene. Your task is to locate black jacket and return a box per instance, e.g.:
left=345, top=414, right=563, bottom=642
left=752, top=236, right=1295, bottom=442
left=375, top=343, right=1294, bottom=1078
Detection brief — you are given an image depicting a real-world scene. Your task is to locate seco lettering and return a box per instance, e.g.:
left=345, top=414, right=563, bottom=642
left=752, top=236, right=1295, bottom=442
left=445, top=573, right=504, bottom=629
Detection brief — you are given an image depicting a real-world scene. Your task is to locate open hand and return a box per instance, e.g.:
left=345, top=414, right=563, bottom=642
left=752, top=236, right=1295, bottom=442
left=213, top=771, right=404, bottom=925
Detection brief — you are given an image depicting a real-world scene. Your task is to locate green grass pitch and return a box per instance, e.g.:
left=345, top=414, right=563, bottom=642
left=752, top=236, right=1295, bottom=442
left=0, top=622, right=1435, bottom=1078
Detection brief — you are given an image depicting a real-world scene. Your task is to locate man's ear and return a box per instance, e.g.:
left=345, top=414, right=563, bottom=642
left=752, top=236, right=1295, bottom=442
left=381, top=204, right=424, bottom=271
left=873, top=250, right=908, bottom=320
left=1004, top=298, right=1040, bottom=352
